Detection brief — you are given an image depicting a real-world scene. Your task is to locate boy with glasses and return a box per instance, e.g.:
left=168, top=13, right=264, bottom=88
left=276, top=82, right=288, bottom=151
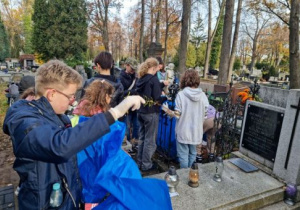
left=3, top=60, right=144, bottom=210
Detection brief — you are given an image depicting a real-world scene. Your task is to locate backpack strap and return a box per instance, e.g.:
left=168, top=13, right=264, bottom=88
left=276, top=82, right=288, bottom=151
left=128, top=78, right=136, bottom=90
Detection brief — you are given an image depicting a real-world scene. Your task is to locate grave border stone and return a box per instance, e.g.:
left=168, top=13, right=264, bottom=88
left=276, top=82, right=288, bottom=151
left=273, top=89, right=300, bottom=185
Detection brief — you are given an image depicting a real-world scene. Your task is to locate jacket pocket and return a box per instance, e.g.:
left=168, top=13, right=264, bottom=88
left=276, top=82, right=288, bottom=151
left=41, top=181, right=69, bottom=210
left=18, top=187, right=39, bottom=209
left=43, top=193, right=69, bottom=210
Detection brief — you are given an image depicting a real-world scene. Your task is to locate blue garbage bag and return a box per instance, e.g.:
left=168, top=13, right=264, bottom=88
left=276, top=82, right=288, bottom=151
left=76, top=116, right=172, bottom=210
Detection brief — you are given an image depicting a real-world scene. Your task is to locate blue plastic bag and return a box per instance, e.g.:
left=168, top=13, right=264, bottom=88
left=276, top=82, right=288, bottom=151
left=76, top=116, right=172, bottom=210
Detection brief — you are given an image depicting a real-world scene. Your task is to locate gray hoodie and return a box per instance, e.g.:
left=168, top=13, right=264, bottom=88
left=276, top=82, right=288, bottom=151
left=175, top=87, right=209, bottom=145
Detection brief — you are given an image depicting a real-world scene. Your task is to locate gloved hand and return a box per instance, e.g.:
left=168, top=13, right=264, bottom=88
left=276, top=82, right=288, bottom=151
left=162, top=103, right=180, bottom=119
left=109, top=96, right=145, bottom=120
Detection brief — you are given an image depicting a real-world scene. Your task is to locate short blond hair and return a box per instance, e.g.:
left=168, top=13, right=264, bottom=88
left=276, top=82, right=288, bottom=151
left=138, top=57, right=159, bottom=78
left=35, top=60, right=83, bottom=97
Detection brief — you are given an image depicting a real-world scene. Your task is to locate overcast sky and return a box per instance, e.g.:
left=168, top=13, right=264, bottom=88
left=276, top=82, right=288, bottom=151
left=111, top=0, right=139, bottom=21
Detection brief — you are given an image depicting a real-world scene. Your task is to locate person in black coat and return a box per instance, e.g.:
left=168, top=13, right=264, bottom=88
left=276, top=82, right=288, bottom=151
left=120, top=57, right=139, bottom=145
left=136, top=57, right=166, bottom=172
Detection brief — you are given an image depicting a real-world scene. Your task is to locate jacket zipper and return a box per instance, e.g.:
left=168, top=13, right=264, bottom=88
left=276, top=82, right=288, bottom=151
left=62, top=177, right=76, bottom=208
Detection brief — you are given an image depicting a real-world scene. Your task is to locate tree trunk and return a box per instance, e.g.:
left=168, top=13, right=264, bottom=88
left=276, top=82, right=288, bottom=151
left=155, top=0, right=162, bottom=43
left=227, top=0, right=242, bottom=81
left=163, top=0, right=168, bottom=63
left=204, top=0, right=225, bottom=79
left=150, top=0, right=154, bottom=43
left=218, top=0, right=234, bottom=85
left=103, top=5, right=109, bottom=51
left=139, top=0, right=145, bottom=62
left=178, top=0, right=191, bottom=74
left=249, top=37, right=258, bottom=74
left=203, top=0, right=212, bottom=79
left=289, top=0, right=300, bottom=89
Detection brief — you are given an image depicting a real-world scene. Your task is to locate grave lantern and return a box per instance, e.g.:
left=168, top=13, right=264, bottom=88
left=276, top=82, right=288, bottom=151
left=213, top=157, right=224, bottom=182
left=284, top=183, right=297, bottom=206
left=188, top=162, right=199, bottom=188
left=164, top=166, right=179, bottom=193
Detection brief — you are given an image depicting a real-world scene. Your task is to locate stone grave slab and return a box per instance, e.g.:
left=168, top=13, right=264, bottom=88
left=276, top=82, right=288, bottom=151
left=149, top=161, right=284, bottom=210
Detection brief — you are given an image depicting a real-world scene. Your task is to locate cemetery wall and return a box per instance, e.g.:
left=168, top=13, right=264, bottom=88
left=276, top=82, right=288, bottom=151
left=258, top=86, right=289, bottom=108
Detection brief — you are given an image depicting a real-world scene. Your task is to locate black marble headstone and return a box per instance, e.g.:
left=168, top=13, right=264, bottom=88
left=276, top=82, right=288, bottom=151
left=241, top=104, right=284, bottom=162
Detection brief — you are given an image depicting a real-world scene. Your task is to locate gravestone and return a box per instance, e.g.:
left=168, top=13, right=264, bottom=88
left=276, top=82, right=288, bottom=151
left=273, top=89, right=300, bottom=185
left=239, top=100, right=285, bottom=168
left=147, top=42, right=164, bottom=57
left=213, top=84, right=229, bottom=93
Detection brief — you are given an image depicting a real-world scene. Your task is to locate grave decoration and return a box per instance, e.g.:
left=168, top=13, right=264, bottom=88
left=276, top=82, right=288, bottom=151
left=237, top=79, right=262, bottom=104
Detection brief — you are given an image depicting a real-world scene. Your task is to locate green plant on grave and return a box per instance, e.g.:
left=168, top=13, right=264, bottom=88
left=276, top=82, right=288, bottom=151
left=143, top=96, right=161, bottom=107
left=125, top=92, right=161, bottom=108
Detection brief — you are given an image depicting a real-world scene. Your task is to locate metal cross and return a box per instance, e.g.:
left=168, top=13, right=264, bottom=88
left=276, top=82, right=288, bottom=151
left=284, top=97, right=300, bottom=169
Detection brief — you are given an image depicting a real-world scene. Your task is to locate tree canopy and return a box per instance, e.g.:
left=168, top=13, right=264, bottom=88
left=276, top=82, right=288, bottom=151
left=0, top=13, right=10, bottom=62
left=32, top=0, right=88, bottom=62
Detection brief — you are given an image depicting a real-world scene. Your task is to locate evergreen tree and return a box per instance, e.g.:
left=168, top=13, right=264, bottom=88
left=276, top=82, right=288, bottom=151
left=33, top=0, right=88, bottom=61
left=186, top=42, right=196, bottom=68
left=233, top=58, right=241, bottom=70
left=209, top=15, right=224, bottom=69
left=23, top=0, right=34, bottom=54
left=0, top=13, right=10, bottom=61
left=173, top=43, right=197, bottom=69
left=32, top=0, right=50, bottom=60
left=196, top=42, right=206, bottom=67
left=190, top=13, right=206, bottom=48
left=190, top=14, right=206, bottom=67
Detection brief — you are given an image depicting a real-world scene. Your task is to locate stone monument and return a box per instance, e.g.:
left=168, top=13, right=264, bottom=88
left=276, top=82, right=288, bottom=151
left=147, top=42, right=164, bottom=57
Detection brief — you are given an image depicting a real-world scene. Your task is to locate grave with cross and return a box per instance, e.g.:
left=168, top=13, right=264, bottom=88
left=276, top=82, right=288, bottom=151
left=236, top=89, right=300, bottom=203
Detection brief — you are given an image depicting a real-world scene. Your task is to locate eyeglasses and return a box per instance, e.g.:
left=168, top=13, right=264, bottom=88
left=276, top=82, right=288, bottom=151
left=55, top=89, right=76, bottom=101
left=46, top=88, right=76, bottom=101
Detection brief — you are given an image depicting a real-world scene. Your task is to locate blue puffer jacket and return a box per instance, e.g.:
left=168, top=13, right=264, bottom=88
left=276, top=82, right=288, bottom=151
left=3, top=97, right=113, bottom=210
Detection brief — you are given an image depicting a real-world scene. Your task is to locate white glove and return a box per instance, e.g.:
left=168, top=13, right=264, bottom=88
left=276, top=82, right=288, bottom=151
left=109, top=96, right=145, bottom=120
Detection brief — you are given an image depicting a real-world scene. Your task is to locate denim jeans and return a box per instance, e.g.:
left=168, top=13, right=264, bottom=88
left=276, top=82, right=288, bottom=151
left=137, top=112, right=159, bottom=170
left=176, top=141, right=197, bottom=168
left=126, top=110, right=139, bottom=140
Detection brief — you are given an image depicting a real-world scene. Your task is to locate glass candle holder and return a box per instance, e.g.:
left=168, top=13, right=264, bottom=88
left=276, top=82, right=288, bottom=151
left=213, top=156, right=224, bottom=182
left=284, top=183, right=298, bottom=206
left=188, top=162, right=199, bottom=188
left=164, top=166, right=179, bottom=193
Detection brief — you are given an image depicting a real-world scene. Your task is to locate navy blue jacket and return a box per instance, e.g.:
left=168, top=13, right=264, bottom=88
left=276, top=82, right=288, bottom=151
left=3, top=97, right=114, bottom=209
left=136, top=74, right=165, bottom=114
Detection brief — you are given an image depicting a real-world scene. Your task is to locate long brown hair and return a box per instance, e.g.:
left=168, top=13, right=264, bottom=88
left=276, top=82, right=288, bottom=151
left=138, top=57, right=159, bottom=78
left=180, top=69, right=200, bottom=89
left=79, top=80, right=114, bottom=116
left=20, top=87, right=35, bottom=99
